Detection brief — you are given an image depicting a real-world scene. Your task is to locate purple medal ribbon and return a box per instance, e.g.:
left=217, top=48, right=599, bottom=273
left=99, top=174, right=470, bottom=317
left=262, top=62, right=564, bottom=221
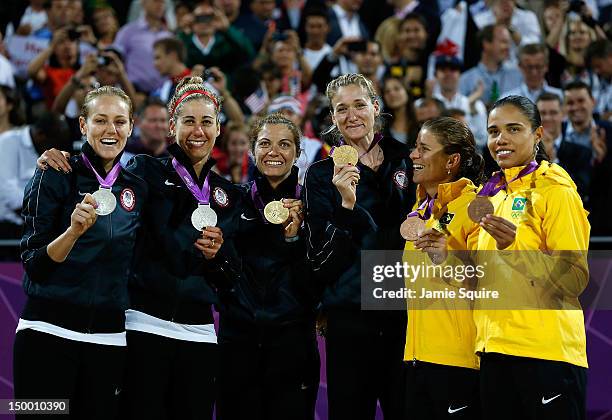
left=250, top=181, right=302, bottom=223
left=81, top=154, right=121, bottom=189
left=329, top=133, right=383, bottom=159
left=171, top=158, right=211, bottom=204
left=407, top=194, right=435, bottom=221
left=478, top=161, right=539, bottom=197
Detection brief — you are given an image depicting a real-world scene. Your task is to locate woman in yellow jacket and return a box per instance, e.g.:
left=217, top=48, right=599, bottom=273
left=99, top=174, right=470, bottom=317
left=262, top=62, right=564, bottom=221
left=474, top=95, right=589, bottom=420
left=402, top=117, right=485, bottom=419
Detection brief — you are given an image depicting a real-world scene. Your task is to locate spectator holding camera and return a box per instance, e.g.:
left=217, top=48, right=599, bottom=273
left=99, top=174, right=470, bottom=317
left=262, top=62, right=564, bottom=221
left=27, top=27, right=81, bottom=109
left=255, top=29, right=312, bottom=98
left=559, top=15, right=607, bottom=97
left=179, top=3, right=255, bottom=78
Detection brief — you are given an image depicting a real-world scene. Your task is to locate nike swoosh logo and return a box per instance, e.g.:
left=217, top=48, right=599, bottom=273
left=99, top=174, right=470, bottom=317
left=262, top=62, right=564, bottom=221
left=164, top=180, right=176, bottom=186
left=240, top=213, right=257, bottom=221
left=448, top=405, right=468, bottom=414
left=78, top=191, right=87, bottom=196
left=542, top=394, right=561, bottom=404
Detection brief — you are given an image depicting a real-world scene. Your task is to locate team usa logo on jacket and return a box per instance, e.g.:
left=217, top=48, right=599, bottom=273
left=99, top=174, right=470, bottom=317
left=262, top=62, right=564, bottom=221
left=393, top=170, right=409, bottom=189
left=120, top=188, right=135, bottom=211
left=213, top=187, right=229, bottom=207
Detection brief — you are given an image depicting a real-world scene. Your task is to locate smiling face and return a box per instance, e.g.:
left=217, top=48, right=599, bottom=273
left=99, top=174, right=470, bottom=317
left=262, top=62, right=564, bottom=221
left=383, top=77, right=408, bottom=110
left=564, top=87, right=595, bottom=128
left=568, top=20, right=591, bottom=51
left=398, top=19, right=427, bottom=51
left=79, top=94, right=133, bottom=165
left=254, top=123, right=298, bottom=182
left=487, top=105, right=542, bottom=169
left=331, top=84, right=379, bottom=144
left=410, top=128, right=453, bottom=189
left=172, top=99, right=220, bottom=165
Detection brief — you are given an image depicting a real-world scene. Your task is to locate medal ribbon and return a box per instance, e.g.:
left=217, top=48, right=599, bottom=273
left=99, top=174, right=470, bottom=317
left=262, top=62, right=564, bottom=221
left=81, top=154, right=121, bottom=189
left=407, top=194, right=435, bottom=221
left=250, top=181, right=301, bottom=223
left=477, top=161, right=539, bottom=197
left=172, top=158, right=211, bottom=205
left=329, top=133, right=383, bottom=160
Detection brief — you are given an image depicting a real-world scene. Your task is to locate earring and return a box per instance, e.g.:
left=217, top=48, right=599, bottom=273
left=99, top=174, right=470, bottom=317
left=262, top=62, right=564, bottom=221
left=534, top=143, right=540, bottom=155
left=447, top=168, right=451, bottom=175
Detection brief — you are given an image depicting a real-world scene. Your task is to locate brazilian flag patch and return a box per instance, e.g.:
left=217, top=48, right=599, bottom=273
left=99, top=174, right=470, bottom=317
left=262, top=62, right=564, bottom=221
left=439, top=212, right=455, bottom=225
left=512, top=197, right=527, bottom=211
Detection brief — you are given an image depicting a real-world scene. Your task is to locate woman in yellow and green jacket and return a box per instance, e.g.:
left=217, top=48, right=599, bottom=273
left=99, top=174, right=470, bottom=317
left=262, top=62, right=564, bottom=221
left=402, top=117, right=485, bottom=419
left=474, top=95, right=589, bottom=420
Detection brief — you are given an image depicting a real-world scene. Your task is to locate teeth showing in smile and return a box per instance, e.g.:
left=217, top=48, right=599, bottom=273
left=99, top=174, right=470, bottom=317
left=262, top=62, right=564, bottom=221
left=265, top=161, right=283, bottom=166
left=413, top=164, right=424, bottom=171
left=101, top=139, right=118, bottom=145
left=187, top=140, right=205, bottom=146
left=497, top=150, right=512, bottom=156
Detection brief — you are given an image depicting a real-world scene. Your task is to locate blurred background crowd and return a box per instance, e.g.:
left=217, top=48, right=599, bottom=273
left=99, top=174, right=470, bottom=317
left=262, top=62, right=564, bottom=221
left=0, top=0, right=611, bottom=256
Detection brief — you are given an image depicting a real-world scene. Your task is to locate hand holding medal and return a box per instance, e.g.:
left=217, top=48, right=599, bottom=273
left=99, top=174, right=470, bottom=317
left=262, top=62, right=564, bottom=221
left=69, top=193, right=98, bottom=236
left=194, top=226, right=224, bottom=259
left=280, top=198, right=303, bottom=238
left=413, top=228, right=447, bottom=264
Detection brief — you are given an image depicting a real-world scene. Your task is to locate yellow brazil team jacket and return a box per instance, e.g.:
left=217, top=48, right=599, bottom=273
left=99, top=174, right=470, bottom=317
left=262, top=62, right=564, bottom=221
left=403, top=178, right=480, bottom=369
left=473, top=161, right=589, bottom=368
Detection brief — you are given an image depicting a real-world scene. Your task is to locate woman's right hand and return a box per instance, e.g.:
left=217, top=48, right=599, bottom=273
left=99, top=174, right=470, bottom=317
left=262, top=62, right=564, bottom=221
left=332, top=164, right=359, bottom=209
left=68, top=194, right=98, bottom=237
left=37, top=149, right=72, bottom=173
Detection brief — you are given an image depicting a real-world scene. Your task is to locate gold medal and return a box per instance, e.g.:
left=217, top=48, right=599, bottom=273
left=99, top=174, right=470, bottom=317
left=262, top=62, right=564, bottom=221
left=332, top=145, right=359, bottom=166
left=400, top=216, right=426, bottom=241
left=467, top=196, right=494, bottom=223
left=264, top=200, right=290, bottom=224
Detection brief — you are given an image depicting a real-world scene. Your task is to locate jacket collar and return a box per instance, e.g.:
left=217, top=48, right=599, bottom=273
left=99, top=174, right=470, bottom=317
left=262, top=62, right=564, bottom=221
left=417, top=178, right=475, bottom=209
left=167, top=142, right=217, bottom=186
left=79, top=141, right=124, bottom=177
left=253, top=165, right=300, bottom=201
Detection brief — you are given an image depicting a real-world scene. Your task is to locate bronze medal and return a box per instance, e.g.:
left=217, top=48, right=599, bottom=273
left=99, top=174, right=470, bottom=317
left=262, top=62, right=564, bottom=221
left=400, top=216, right=426, bottom=241
left=467, top=196, right=494, bottom=223
left=332, top=145, right=359, bottom=166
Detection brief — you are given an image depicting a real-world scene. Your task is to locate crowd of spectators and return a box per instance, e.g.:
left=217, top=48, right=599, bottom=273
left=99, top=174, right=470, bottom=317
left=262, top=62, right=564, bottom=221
left=0, top=0, right=611, bottom=253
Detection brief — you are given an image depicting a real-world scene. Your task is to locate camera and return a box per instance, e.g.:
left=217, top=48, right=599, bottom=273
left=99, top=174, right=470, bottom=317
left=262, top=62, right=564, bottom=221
left=272, top=32, right=288, bottom=42
left=203, top=69, right=219, bottom=82
left=67, top=28, right=81, bottom=41
left=194, top=14, right=214, bottom=24
left=347, top=40, right=367, bottom=53
left=97, top=55, right=112, bottom=67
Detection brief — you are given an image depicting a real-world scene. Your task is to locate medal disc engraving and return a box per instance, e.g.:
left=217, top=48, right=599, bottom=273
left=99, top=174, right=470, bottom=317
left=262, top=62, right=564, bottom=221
left=332, top=145, right=359, bottom=166
left=191, top=204, right=218, bottom=230
left=400, top=216, right=426, bottom=241
left=92, top=187, right=116, bottom=216
left=264, top=200, right=290, bottom=224
left=467, top=196, right=494, bottom=223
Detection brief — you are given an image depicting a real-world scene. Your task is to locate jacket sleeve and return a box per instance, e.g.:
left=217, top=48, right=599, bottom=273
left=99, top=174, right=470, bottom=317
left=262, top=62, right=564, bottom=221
left=508, top=185, right=590, bottom=298
left=302, top=164, right=377, bottom=283
left=20, top=168, right=70, bottom=283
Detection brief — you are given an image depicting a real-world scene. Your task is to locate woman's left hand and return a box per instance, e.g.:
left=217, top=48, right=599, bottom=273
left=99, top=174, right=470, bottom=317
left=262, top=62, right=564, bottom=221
left=480, top=214, right=516, bottom=250
left=195, top=226, right=224, bottom=259
left=282, top=198, right=303, bottom=239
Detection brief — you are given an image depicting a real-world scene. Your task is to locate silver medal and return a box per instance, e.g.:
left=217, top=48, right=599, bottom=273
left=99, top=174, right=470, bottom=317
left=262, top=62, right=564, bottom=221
left=92, top=187, right=116, bottom=216
left=191, top=204, right=217, bottom=230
